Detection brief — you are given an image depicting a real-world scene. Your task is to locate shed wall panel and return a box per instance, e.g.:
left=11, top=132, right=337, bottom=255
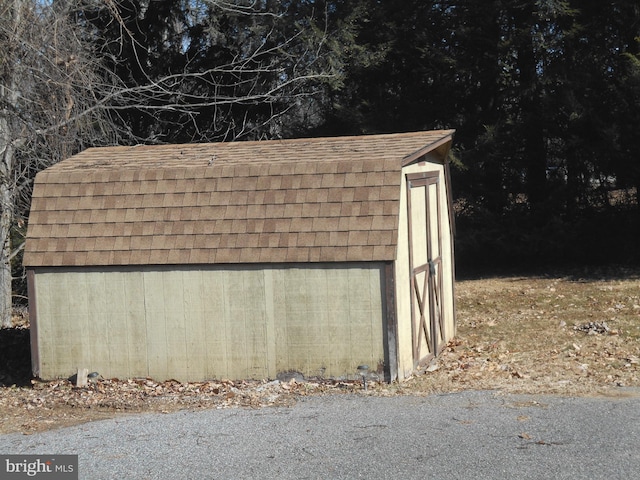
left=32, top=264, right=386, bottom=381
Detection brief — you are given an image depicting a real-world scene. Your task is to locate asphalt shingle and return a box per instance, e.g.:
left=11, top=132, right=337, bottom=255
left=24, top=130, right=454, bottom=267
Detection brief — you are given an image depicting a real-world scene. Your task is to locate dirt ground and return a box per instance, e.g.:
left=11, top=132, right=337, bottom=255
left=2, top=267, right=639, bottom=435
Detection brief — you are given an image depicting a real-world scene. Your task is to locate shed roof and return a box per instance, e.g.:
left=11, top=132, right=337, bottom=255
left=24, top=130, right=454, bottom=267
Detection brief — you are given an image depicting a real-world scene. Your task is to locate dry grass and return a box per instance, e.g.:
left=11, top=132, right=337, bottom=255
left=2, top=269, right=640, bottom=434
left=402, top=269, right=640, bottom=396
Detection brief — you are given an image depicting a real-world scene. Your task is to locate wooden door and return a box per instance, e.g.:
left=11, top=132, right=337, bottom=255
left=406, top=171, right=445, bottom=368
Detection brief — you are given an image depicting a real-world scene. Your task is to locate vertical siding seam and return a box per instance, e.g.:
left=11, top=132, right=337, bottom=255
left=123, top=273, right=131, bottom=379
left=142, top=270, right=151, bottom=379
left=182, top=270, right=188, bottom=379
left=27, top=270, right=40, bottom=378
left=263, top=268, right=275, bottom=378
left=222, top=272, right=230, bottom=378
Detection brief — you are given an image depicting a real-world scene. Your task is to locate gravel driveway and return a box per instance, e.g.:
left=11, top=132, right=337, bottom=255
left=1, top=390, right=639, bottom=479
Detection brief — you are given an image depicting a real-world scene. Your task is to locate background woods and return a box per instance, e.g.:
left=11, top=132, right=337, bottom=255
left=310, top=0, right=640, bottom=271
left=1, top=0, right=640, bottom=324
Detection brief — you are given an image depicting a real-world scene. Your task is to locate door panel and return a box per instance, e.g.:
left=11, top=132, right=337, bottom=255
left=406, top=172, right=445, bottom=367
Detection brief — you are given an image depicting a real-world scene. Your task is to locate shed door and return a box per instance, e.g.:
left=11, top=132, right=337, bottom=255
left=406, top=171, right=445, bottom=368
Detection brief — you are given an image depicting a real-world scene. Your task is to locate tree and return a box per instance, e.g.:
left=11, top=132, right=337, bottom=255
left=0, top=0, right=341, bottom=327
left=319, top=1, right=638, bottom=211
left=1, top=0, right=120, bottom=327
left=83, top=0, right=342, bottom=142
left=309, top=0, right=456, bottom=136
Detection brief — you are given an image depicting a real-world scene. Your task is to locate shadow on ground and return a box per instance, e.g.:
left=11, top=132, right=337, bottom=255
left=0, top=327, right=32, bottom=387
left=457, top=264, right=640, bottom=282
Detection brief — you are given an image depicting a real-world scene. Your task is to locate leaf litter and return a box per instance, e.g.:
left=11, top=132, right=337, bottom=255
left=404, top=268, right=640, bottom=397
left=2, top=268, right=640, bottom=434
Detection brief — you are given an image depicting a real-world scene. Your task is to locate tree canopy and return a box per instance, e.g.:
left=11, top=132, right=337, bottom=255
left=313, top=0, right=640, bottom=213
left=310, top=0, right=640, bottom=270
left=2, top=0, right=640, bottom=319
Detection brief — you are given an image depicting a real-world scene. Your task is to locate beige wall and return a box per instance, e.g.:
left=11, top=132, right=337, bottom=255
left=394, top=156, right=456, bottom=380
left=31, top=263, right=386, bottom=382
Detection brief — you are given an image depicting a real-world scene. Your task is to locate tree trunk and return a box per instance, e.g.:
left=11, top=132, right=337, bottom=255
left=0, top=0, right=21, bottom=328
left=0, top=180, right=12, bottom=329
left=478, top=2, right=509, bottom=214
left=0, top=109, right=15, bottom=328
left=514, top=3, right=548, bottom=214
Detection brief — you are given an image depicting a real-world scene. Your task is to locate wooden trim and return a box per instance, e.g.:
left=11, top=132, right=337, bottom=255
left=425, top=180, right=436, bottom=354
left=405, top=174, right=417, bottom=365
left=406, top=171, right=440, bottom=185
left=444, top=161, right=456, bottom=237
left=452, top=239, right=457, bottom=331
left=431, top=179, right=444, bottom=354
left=401, top=134, right=454, bottom=167
left=27, top=269, right=39, bottom=378
left=383, top=262, right=398, bottom=382
left=413, top=263, right=431, bottom=275
left=444, top=161, right=458, bottom=330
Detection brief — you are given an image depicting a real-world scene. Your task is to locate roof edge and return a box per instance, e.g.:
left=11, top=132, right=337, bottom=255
left=401, top=130, right=455, bottom=167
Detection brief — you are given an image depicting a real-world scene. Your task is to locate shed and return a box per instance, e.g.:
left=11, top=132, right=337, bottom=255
left=24, top=130, right=456, bottom=382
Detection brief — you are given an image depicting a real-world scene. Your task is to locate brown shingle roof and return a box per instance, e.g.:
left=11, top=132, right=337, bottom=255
left=24, top=130, right=454, bottom=267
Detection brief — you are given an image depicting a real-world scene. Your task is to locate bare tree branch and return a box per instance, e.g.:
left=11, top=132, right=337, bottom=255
left=0, top=0, right=341, bottom=324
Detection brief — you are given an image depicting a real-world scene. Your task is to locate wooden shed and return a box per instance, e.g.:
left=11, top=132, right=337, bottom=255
left=24, top=130, right=456, bottom=382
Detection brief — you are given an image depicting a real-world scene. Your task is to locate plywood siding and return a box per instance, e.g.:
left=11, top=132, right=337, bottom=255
left=31, top=264, right=386, bottom=381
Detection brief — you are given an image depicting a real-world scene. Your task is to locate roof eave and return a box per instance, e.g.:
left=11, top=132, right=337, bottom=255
left=401, top=131, right=454, bottom=167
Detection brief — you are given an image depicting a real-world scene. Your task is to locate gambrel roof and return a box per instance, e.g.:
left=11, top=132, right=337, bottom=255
left=24, top=130, right=454, bottom=267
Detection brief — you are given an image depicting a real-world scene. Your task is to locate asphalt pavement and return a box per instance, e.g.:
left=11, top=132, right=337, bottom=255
left=1, top=389, right=639, bottom=479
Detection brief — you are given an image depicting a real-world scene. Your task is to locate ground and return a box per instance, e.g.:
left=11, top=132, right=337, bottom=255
left=1, top=267, right=639, bottom=435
